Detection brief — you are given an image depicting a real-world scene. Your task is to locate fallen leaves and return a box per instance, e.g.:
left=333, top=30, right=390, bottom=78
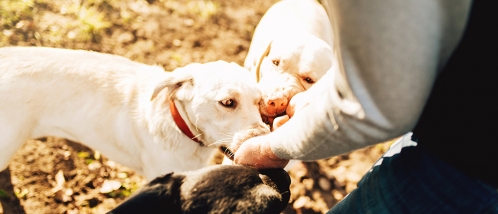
left=50, top=170, right=73, bottom=203
left=99, top=180, right=122, bottom=194
left=53, top=189, right=72, bottom=203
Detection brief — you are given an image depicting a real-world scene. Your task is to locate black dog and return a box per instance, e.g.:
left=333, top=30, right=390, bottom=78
left=108, top=165, right=291, bottom=214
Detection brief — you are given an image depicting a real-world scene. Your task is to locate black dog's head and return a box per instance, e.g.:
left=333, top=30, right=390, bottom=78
left=108, top=165, right=291, bottom=214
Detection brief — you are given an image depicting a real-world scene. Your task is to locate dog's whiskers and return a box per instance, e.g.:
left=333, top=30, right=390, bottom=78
left=207, top=138, right=231, bottom=147
left=220, top=132, right=233, bottom=138
left=219, top=145, right=235, bottom=161
left=193, top=133, right=202, bottom=141
left=280, top=190, right=290, bottom=195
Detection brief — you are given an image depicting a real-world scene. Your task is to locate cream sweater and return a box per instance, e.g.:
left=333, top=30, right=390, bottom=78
left=270, top=0, right=473, bottom=160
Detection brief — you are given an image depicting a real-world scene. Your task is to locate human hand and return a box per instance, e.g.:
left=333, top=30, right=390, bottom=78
left=271, top=115, right=289, bottom=131
left=271, top=92, right=311, bottom=131
left=233, top=135, right=289, bottom=169
left=285, top=91, right=310, bottom=118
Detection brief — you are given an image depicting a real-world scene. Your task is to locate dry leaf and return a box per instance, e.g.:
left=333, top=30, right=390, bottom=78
left=51, top=170, right=66, bottom=193
left=293, top=196, right=311, bottom=209
left=54, top=189, right=72, bottom=203
left=88, top=162, right=102, bottom=171
left=99, top=180, right=121, bottom=193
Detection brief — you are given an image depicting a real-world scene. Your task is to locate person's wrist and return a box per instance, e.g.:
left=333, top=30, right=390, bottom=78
left=261, top=140, right=289, bottom=168
left=262, top=142, right=281, bottom=160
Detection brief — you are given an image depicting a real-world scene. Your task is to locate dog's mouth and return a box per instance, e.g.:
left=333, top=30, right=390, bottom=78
left=219, top=146, right=234, bottom=161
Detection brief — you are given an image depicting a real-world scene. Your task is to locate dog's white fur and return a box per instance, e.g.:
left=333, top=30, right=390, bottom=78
left=244, top=0, right=335, bottom=119
left=0, top=46, right=269, bottom=180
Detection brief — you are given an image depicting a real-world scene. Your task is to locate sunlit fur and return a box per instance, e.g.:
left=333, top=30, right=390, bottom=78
left=0, top=47, right=269, bottom=181
left=244, top=0, right=335, bottom=118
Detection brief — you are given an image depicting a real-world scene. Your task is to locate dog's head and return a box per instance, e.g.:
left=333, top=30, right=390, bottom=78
left=252, top=32, right=334, bottom=119
left=150, top=60, right=270, bottom=154
left=108, top=165, right=291, bottom=214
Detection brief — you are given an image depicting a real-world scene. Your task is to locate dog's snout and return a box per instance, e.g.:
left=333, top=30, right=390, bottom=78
left=268, top=97, right=286, bottom=108
left=266, top=96, right=288, bottom=116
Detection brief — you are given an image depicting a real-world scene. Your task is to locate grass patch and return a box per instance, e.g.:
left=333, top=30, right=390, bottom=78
left=76, top=6, right=112, bottom=39
left=77, top=151, right=95, bottom=164
left=162, top=0, right=219, bottom=19
left=0, top=0, right=35, bottom=28
left=187, top=0, right=219, bottom=19
left=0, top=189, right=9, bottom=198
left=104, top=181, right=141, bottom=198
left=57, top=0, right=113, bottom=43
left=15, top=188, right=29, bottom=199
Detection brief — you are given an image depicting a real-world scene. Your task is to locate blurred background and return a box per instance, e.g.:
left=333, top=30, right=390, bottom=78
left=0, top=0, right=392, bottom=213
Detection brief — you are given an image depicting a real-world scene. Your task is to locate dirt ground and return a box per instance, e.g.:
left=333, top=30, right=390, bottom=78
left=0, top=0, right=391, bottom=213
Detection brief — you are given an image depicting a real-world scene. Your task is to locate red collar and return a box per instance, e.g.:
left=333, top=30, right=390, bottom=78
left=169, top=101, right=203, bottom=146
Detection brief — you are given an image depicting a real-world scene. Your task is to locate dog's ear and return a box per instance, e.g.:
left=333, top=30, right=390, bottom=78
left=253, top=40, right=272, bottom=82
left=150, top=72, right=194, bottom=101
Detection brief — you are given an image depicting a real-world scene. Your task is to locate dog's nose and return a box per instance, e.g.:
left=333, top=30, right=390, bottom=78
left=266, top=96, right=288, bottom=115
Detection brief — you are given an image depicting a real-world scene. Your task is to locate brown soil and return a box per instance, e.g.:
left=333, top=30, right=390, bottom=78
left=0, top=0, right=390, bottom=213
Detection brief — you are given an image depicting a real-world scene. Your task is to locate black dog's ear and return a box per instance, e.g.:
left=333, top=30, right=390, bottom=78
left=107, top=173, right=186, bottom=214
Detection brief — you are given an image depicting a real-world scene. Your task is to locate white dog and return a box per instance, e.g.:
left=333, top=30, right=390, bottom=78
left=244, top=0, right=335, bottom=123
left=0, top=46, right=269, bottom=180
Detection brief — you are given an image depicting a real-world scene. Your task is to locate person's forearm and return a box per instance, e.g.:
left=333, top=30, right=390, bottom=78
left=269, top=67, right=402, bottom=160
left=269, top=0, right=471, bottom=160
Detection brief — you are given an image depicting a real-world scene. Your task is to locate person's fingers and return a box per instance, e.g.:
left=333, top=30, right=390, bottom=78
left=272, top=115, right=289, bottom=131
left=233, top=139, right=259, bottom=165
left=286, top=102, right=296, bottom=118
left=286, top=92, right=309, bottom=118
left=234, top=137, right=289, bottom=169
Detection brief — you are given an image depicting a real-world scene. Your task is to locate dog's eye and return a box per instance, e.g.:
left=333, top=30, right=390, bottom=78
left=219, top=99, right=236, bottom=108
left=304, top=77, right=315, bottom=84
left=272, top=60, right=280, bottom=66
